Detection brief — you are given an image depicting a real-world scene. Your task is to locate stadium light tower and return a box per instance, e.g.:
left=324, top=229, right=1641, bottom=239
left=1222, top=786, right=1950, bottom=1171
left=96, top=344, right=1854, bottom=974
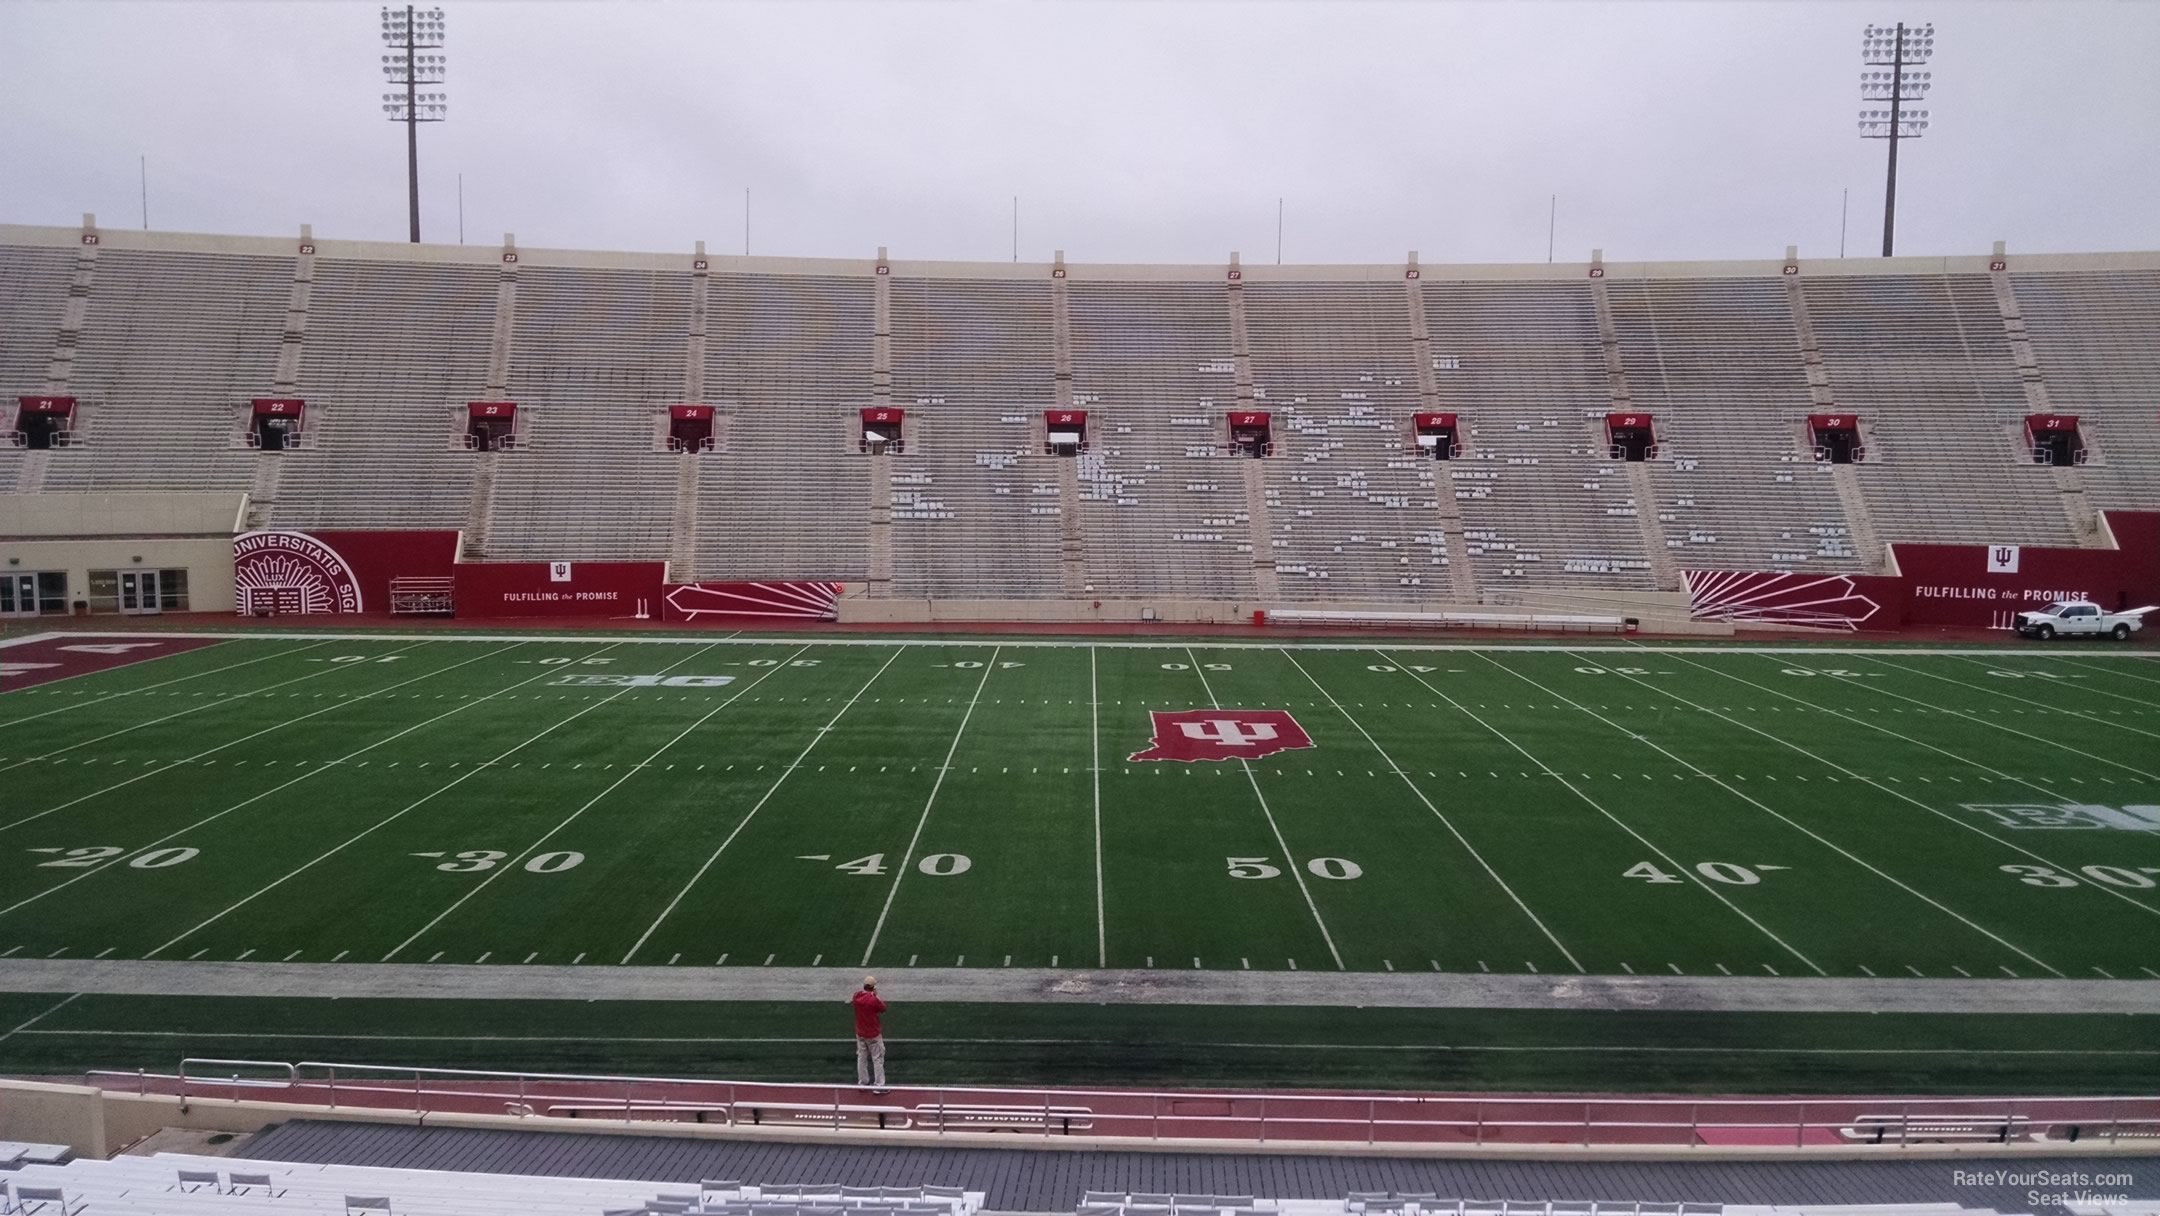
left=1858, top=21, right=1933, bottom=257
left=381, top=6, right=448, bottom=244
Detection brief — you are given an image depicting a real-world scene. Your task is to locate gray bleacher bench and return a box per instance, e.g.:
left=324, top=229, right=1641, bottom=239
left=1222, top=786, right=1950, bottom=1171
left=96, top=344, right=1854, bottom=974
left=9, top=1187, right=84, bottom=1216
left=912, top=1102, right=1094, bottom=1133
left=1839, top=1114, right=2029, bottom=1144
left=545, top=1100, right=733, bottom=1124
left=729, top=1101, right=912, bottom=1130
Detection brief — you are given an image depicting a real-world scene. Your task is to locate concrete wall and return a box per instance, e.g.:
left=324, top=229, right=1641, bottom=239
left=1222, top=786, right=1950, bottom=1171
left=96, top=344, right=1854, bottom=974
left=0, top=492, right=241, bottom=616
left=0, top=537, right=236, bottom=614
left=0, top=492, right=245, bottom=538
left=836, top=593, right=1731, bottom=634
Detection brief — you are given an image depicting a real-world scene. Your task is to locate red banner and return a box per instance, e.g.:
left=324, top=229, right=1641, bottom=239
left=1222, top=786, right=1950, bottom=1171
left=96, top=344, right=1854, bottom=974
left=662, top=581, right=842, bottom=622
left=16, top=395, right=75, bottom=416
left=1227, top=411, right=1270, bottom=428
left=1606, top=412, right=1654, bottom=431
left=468, top=401, right=517, bottom=419
left=1046, top=410, right=1087, bottom=427
left=1412, top=412, right=1457, bottom=429
left=453, top=561, right=667, bottom=619
left=1807, top=413, right=1856, bottom=430
left=860, top=407, right=904, bottom=425
left=251, top=398, right=304, bottom=417
left=2025, top=413, right=2079, bottom=434
left=670, top=405, right=714, bottom=421
left=233, top=529, right=458, bottom=615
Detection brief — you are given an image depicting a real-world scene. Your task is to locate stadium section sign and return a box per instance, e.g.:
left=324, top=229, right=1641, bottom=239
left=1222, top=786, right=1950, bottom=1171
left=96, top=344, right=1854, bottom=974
left=1129, top=709, right=1314, bottom=763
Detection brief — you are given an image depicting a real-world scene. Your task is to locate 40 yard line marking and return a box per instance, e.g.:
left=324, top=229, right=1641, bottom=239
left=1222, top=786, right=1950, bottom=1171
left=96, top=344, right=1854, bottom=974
left=860, top=647, right=1002, bottom=967
left=1285, top=650, right=1580, bottom=973
left=1391, top=650, right=1825, bottom=976
left=384, top=643, right=795, bottom=962
left=623, top=645, right=910, bottom=963
left=0, top=640, right=328, bottom=729
left=1191, top=647, right=1344, bottom=971
left=1573, top=651, right=2072, bottom=975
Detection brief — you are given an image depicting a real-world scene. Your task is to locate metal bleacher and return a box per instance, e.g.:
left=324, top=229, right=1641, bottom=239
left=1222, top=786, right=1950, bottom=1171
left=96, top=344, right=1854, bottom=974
left=2011, top=268, right=2160, bottom=516
left=1245, top=283, right=1450, bottom=601
left=483, top=266, right=686, bottom=562
left=266, top=259, right=495, bottom=531
left=885, top=278, right=1064, bottom=599
left=1066, top=281, right=1256, bottom=600
left=1803, top=272, right=2076, bottom=546
left=0, top=244, right=75, bottom=489
left=1608, top=277, right=1862, bottom=572
left=1423, top=280, right=1656, bottom=589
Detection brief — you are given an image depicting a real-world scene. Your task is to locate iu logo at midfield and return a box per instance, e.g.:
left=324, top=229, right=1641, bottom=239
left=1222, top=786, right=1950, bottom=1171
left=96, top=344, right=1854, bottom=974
left=1129, top=709, right=1314, bottom=763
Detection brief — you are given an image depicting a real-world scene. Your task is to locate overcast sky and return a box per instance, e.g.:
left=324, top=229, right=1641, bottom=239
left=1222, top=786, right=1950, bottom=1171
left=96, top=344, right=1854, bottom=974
left=2, top=0, right=2155, bottom=266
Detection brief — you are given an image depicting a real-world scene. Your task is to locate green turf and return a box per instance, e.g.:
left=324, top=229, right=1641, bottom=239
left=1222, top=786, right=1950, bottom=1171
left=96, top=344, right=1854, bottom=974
left=6, top=635, right=2158, bottom=977
left=3, top=993, right=2156, bottom=1093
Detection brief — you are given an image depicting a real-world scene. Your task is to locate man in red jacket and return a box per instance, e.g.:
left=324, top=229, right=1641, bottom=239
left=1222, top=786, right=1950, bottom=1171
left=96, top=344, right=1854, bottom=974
left=852, top=975, right=888, bottom=1091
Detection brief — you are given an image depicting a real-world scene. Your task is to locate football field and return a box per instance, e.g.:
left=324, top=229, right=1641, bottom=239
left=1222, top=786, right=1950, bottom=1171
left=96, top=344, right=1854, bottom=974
left=4, top=631, right=2160, bottom=982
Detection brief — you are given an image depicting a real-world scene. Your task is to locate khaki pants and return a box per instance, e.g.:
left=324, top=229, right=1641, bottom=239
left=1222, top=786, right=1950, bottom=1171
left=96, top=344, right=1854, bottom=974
left=856, top=1035, right=886, bottom=1087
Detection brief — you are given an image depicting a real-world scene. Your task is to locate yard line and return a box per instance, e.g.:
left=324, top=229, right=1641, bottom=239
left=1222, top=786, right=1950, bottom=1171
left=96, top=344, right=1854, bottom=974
left=1283, top=649, right=1580, bottom=973
left=382, top=644, right=803, bottom=961
left=0, top=992, right=81, bottom=1047
left=0, top=641, right=433, bottom=774
left=1869, top=655, right=2160, bottom=744
left=1395, top=652, right=1824, bottom=976
left=1090, top=645, right=1106, bottom=969
left=2051, top=655, right=2160, bottom=687
left=1189, top=647, right=1344, bottom=971
left=1828, top=659, right=2160, bottom=780
left=1950, top=655, right=2160, bottom=708
left=1657, top=651, right=2160, bottom=922
left=624, top=646, right=909, bottom=963
left=0, top=641, right=572, bottom=924
left=0, top=641, right=332, bottom=728
left=1, top=639, right=501, bottom=837
left=860, top=648, right=1002, bottom=967
left=1572, top=653, right=2075, bottom=974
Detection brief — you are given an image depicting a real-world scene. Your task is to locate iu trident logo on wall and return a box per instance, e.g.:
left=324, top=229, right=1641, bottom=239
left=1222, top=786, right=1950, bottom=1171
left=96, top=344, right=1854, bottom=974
left=1129, top=710, right=1314, bottom=763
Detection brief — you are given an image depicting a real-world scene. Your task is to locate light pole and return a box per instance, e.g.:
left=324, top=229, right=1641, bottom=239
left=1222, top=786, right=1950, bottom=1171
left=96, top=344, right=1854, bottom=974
left=381, top=6, right=448, bottom=244
left=1858, top=22, right=1933, bottom=257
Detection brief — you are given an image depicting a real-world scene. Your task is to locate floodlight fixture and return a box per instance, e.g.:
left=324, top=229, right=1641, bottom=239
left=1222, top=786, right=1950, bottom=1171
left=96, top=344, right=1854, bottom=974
left=1857, top=21, right=1935, bottom=257
left=380, top=5, right=448, bottom=243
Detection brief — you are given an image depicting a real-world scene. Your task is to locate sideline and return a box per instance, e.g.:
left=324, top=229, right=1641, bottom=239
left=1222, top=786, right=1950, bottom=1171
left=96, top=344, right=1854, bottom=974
left=1, top=959, right=2156, bottom=1014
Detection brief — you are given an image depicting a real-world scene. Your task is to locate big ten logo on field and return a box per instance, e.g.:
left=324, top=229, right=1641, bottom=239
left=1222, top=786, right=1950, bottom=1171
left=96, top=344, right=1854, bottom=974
left=1129, top=709, right=1314, bottom=763
left=549, top=674, right=737, bottom=688
left=1959, top=802, right=2160, bottom=832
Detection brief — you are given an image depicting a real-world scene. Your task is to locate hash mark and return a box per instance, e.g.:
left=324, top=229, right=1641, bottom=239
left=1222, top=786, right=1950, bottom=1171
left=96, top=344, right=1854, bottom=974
left=522, top=952, right=538, bottom=964
left=1906, top=965, right=1924, bottom=977
left=1477, top=960, right=1488, bottom=972
left=572, top=952, right=586, bottom=965
left=333, top=950, right=350, bottom=962
left=1620, top=963, right=1634, bottom=975
left=476, top=951, right=491, bottom=964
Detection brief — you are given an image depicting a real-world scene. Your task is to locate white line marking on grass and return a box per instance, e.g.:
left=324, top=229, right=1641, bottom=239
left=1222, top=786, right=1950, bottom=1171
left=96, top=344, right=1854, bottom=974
left=626, top=646, right=909, bottom=963
left=0, top=991, right=80, bottom=1047
left=1091, top=645, right=1105, bottom=968
left=1425, top=652, right=1825, bottom=976
left=1287, top=649, right=1579, bottom=973
left=0, top=644, right=357, bottom=753
left=1952, top=655, right=2160, bottom=710
left=1852, top=656, right=2160, bottom=766
left=0, top=641, right=329, bottom=728
left=1580, top=654, right=2074, bottom=975
left=2053, top=655, right=2160, bottom=688
left=861, top=648, right=1002, bottom=967
left=0, top=637, right=451, bottom=836
left=1662, top=652, right=2160, bottom=922
left=382, top=642, right=782, bottom=961
left=0, top=643, right=554, bottom=924
left=1190, top=647, right=1344, bottom=970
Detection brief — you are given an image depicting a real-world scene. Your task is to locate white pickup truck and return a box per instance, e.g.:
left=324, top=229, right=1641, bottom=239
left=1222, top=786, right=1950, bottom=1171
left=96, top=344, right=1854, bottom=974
left=2013, top=599, right=2154, bottom=640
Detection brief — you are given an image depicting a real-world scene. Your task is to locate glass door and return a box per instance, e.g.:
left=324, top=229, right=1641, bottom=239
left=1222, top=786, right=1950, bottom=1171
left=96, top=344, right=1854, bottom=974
left=0, top=574, right=35, bottom=617
left=119, top=570, right=162, bottom=615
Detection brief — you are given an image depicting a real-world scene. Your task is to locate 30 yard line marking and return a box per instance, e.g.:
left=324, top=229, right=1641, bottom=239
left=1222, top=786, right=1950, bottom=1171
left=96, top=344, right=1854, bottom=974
left=1190, top=647, right=1344, bottom=971
left=1660, top=652, right=2160, bottom=921
left=0, top=640, right=326, bottom=729
left=386, top=643, right=801, bottom=962
left=0, top=641, right=552, bottom=923
left=1090, top=645, right=1106, bottom=969
left=861, top=647, right=1002, bottom=967
left=0, top=641, right=426, bottom=775
left=1397, top=651, right=1825, bottom=976
left=1578, top=652, right=2071, bottom=975
left=1, top=637, right=450, bottom=836
left=1287, top=650, right=1579, bottom=973
left=624, top=645, right=909, bottom=963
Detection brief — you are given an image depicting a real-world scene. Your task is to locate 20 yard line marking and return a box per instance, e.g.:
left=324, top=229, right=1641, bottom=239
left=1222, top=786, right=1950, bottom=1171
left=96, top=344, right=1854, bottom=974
left=1578, top=652, right=2071, bottom=975
left=0, top=641, right=553, bottom=923
left=1090, top=645, right=1106, bottom=968
left=861, top=647, right=1002, bottom=967
left=1191, top=647, right=1344, bottom=971
left=384, top=642, right=791, bottom=961
left=1285, top=649, right=1579, bottom=973
left=625, top=646, right=910, bottom=963
left=1397, top=651, right=1825, bottom=976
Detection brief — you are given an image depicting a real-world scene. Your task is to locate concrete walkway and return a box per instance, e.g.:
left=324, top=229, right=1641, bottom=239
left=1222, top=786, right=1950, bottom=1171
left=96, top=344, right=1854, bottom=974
left=4, top=960, right=2158, bottom=1014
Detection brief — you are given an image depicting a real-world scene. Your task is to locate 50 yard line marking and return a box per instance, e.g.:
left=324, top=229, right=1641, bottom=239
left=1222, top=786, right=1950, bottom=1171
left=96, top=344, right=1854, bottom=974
left=860, top=646, right=1002, bottom=967
left=0, top=640, right=328, bottom=728
left=1284, top=650, right=1580, bottom=973
left=383, top=644, right=804, bottom=962
left=1388, top=650, right=1825, bottom=976
left=1190, top=646, right=1344, bottom=971
left=1091, top=645, right=1105, bottom=968
left=624, top=645, right=910, bottom=963
left=0, top=640, right=552, bottom=924
left=1571, top=651, right=2071, bottom=975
